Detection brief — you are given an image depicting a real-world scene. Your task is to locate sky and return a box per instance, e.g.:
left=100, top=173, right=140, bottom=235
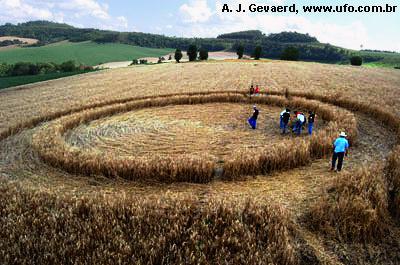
left=0, top=0, right=399, bottom=52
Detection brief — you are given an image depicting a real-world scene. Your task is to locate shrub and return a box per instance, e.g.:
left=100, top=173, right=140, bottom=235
left=10, top=62, right=32, bottom=76
left=253, top=46, right=262, bottom=60
left=0, top=63, right=11, bottom=77
left=395, top=66, right=400, bottom=69
left=9, top=62, right=43, bottom=76
left=350, top=56, right=363, bottom=66
left=37, top=62, right=57, bottom=74
left=187, top=44, right=198, bottom=62
left=174, top=49, right=183, bottom=63
left=59, top=60, right=78, bottom=72
left=199, top=48, right=209, bottom=60
left=281, top=46, right=299, bottom=61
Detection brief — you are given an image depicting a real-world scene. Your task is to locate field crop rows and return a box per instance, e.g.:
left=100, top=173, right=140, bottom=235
left=1, top=62, right=400, bottom=264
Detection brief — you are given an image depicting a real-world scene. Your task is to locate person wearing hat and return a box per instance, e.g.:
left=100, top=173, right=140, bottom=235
left=248, top=105, right=259, bottom=129
left=331, top=132, right=350, bottom=172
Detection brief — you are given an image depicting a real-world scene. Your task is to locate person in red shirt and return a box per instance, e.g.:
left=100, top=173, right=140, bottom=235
left=255, top=85, right=260, bottom=95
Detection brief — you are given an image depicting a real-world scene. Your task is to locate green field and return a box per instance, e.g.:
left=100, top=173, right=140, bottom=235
left=0, top=41, right=173, bottom=66
left=359, top=51, right=400, bottom=68
left=0, top=71, right=94, bottom=89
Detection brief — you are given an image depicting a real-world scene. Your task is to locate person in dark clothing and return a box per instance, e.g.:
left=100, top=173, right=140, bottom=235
left=308, top=111, right=316, bottom=135
left=248, top=105, right=259, bottom=129
left=281, top=109, right=291, bottom=134
left=249, top=85, right=255, bottom=96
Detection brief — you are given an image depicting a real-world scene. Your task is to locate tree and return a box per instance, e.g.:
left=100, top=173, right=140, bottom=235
left=199, top=48, right=208, bottom=60
left=280, top=46, right=299, bottom=61
left=350, top=56, right=363, bottom=66
left=11, top=62, right=32, bottom=76
left=174, top=49, right=183, bottom=63
left=187, top=44, right=198, bottom=62
left=236, top=45, right=244, bottom=59
left=59, top=61, right=77, bottom=72
left=253, top=46, right=262, bottom=60
left=0, top=63, right=11, bottom=77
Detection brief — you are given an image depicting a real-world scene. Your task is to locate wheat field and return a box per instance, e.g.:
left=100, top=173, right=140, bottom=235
left=1, top=61, right=400, bottom=264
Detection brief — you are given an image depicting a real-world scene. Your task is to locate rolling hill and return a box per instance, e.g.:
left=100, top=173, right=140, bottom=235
left=0, top=41, right=173, bottom=66
left=0, top=21, right=399, bottom=67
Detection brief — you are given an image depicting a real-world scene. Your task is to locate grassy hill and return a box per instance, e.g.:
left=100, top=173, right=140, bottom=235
left=1, top=21, right=399, bottom=68
left=0, top=71, right=92, bottom=89
left=0, top=41, right=173, bottom=66
left=359, top=50, right=400, bottom=68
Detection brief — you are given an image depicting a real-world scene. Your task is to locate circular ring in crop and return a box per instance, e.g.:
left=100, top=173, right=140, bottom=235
left=31, top=92, right=357, bottom=183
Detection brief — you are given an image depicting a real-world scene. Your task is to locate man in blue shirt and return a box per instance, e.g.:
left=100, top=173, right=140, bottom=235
left=331, top=132, right=349, bottom=172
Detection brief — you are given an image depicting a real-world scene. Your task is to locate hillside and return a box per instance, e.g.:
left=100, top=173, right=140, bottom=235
left=0, top=41, right=173, bottom=66
left=0, top=21, right=399, bottom=67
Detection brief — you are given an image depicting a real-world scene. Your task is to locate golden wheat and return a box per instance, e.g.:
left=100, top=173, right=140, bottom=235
left=31, top=92, right=357, bottom=182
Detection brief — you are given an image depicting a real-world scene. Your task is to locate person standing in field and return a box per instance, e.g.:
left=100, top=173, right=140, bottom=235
left=248, top=105, right=259, bottom=129
left=280, top=108, right=289, bottom=129
left=255, top=85, right=260, bottom=95
left=308, top=111, right=316, bottom=135
left=331, top=132, right=350, bottom=172
left=249, top=85, right=255, bottom=96
left=281, top=109, right=291, bottom=134
left=279, top=108, right=287, bottom=129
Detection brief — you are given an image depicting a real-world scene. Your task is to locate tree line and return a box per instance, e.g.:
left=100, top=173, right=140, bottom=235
left=0, top=39, right=26, bottom=47
left=1, top=21, right=391, bottom=65
left=0, top=61, right=93, bottom=77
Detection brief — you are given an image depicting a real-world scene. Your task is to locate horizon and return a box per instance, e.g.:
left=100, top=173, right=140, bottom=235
left=0, top=0, right=399, bottom=52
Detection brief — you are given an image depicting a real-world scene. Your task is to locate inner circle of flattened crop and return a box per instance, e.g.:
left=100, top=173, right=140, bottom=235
left=66, top=103, right=300, bottom=161
left=32, top=93, right=357, bottom=183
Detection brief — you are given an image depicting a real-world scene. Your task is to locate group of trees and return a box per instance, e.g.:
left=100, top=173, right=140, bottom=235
left=173, top=43, right=299, bottom=63
left=232, top=41, right=346, bottom=62
left=174, top=45, right=209, bottom=63
left=234, top=44, right=299, bottom=61
left=0, top=61, right=92, bottom=77
left=0, top=39, right=26, bottom=47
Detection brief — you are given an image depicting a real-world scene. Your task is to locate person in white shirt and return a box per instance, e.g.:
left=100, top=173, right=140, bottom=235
left=294, top=111, right=305, bottom=136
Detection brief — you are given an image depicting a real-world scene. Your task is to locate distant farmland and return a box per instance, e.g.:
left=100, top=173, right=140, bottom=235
left=0, top=41, right=173, bottom=66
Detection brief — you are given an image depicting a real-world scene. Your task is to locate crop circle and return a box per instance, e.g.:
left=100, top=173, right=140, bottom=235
left=31, top=92, right=357, bottom=183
